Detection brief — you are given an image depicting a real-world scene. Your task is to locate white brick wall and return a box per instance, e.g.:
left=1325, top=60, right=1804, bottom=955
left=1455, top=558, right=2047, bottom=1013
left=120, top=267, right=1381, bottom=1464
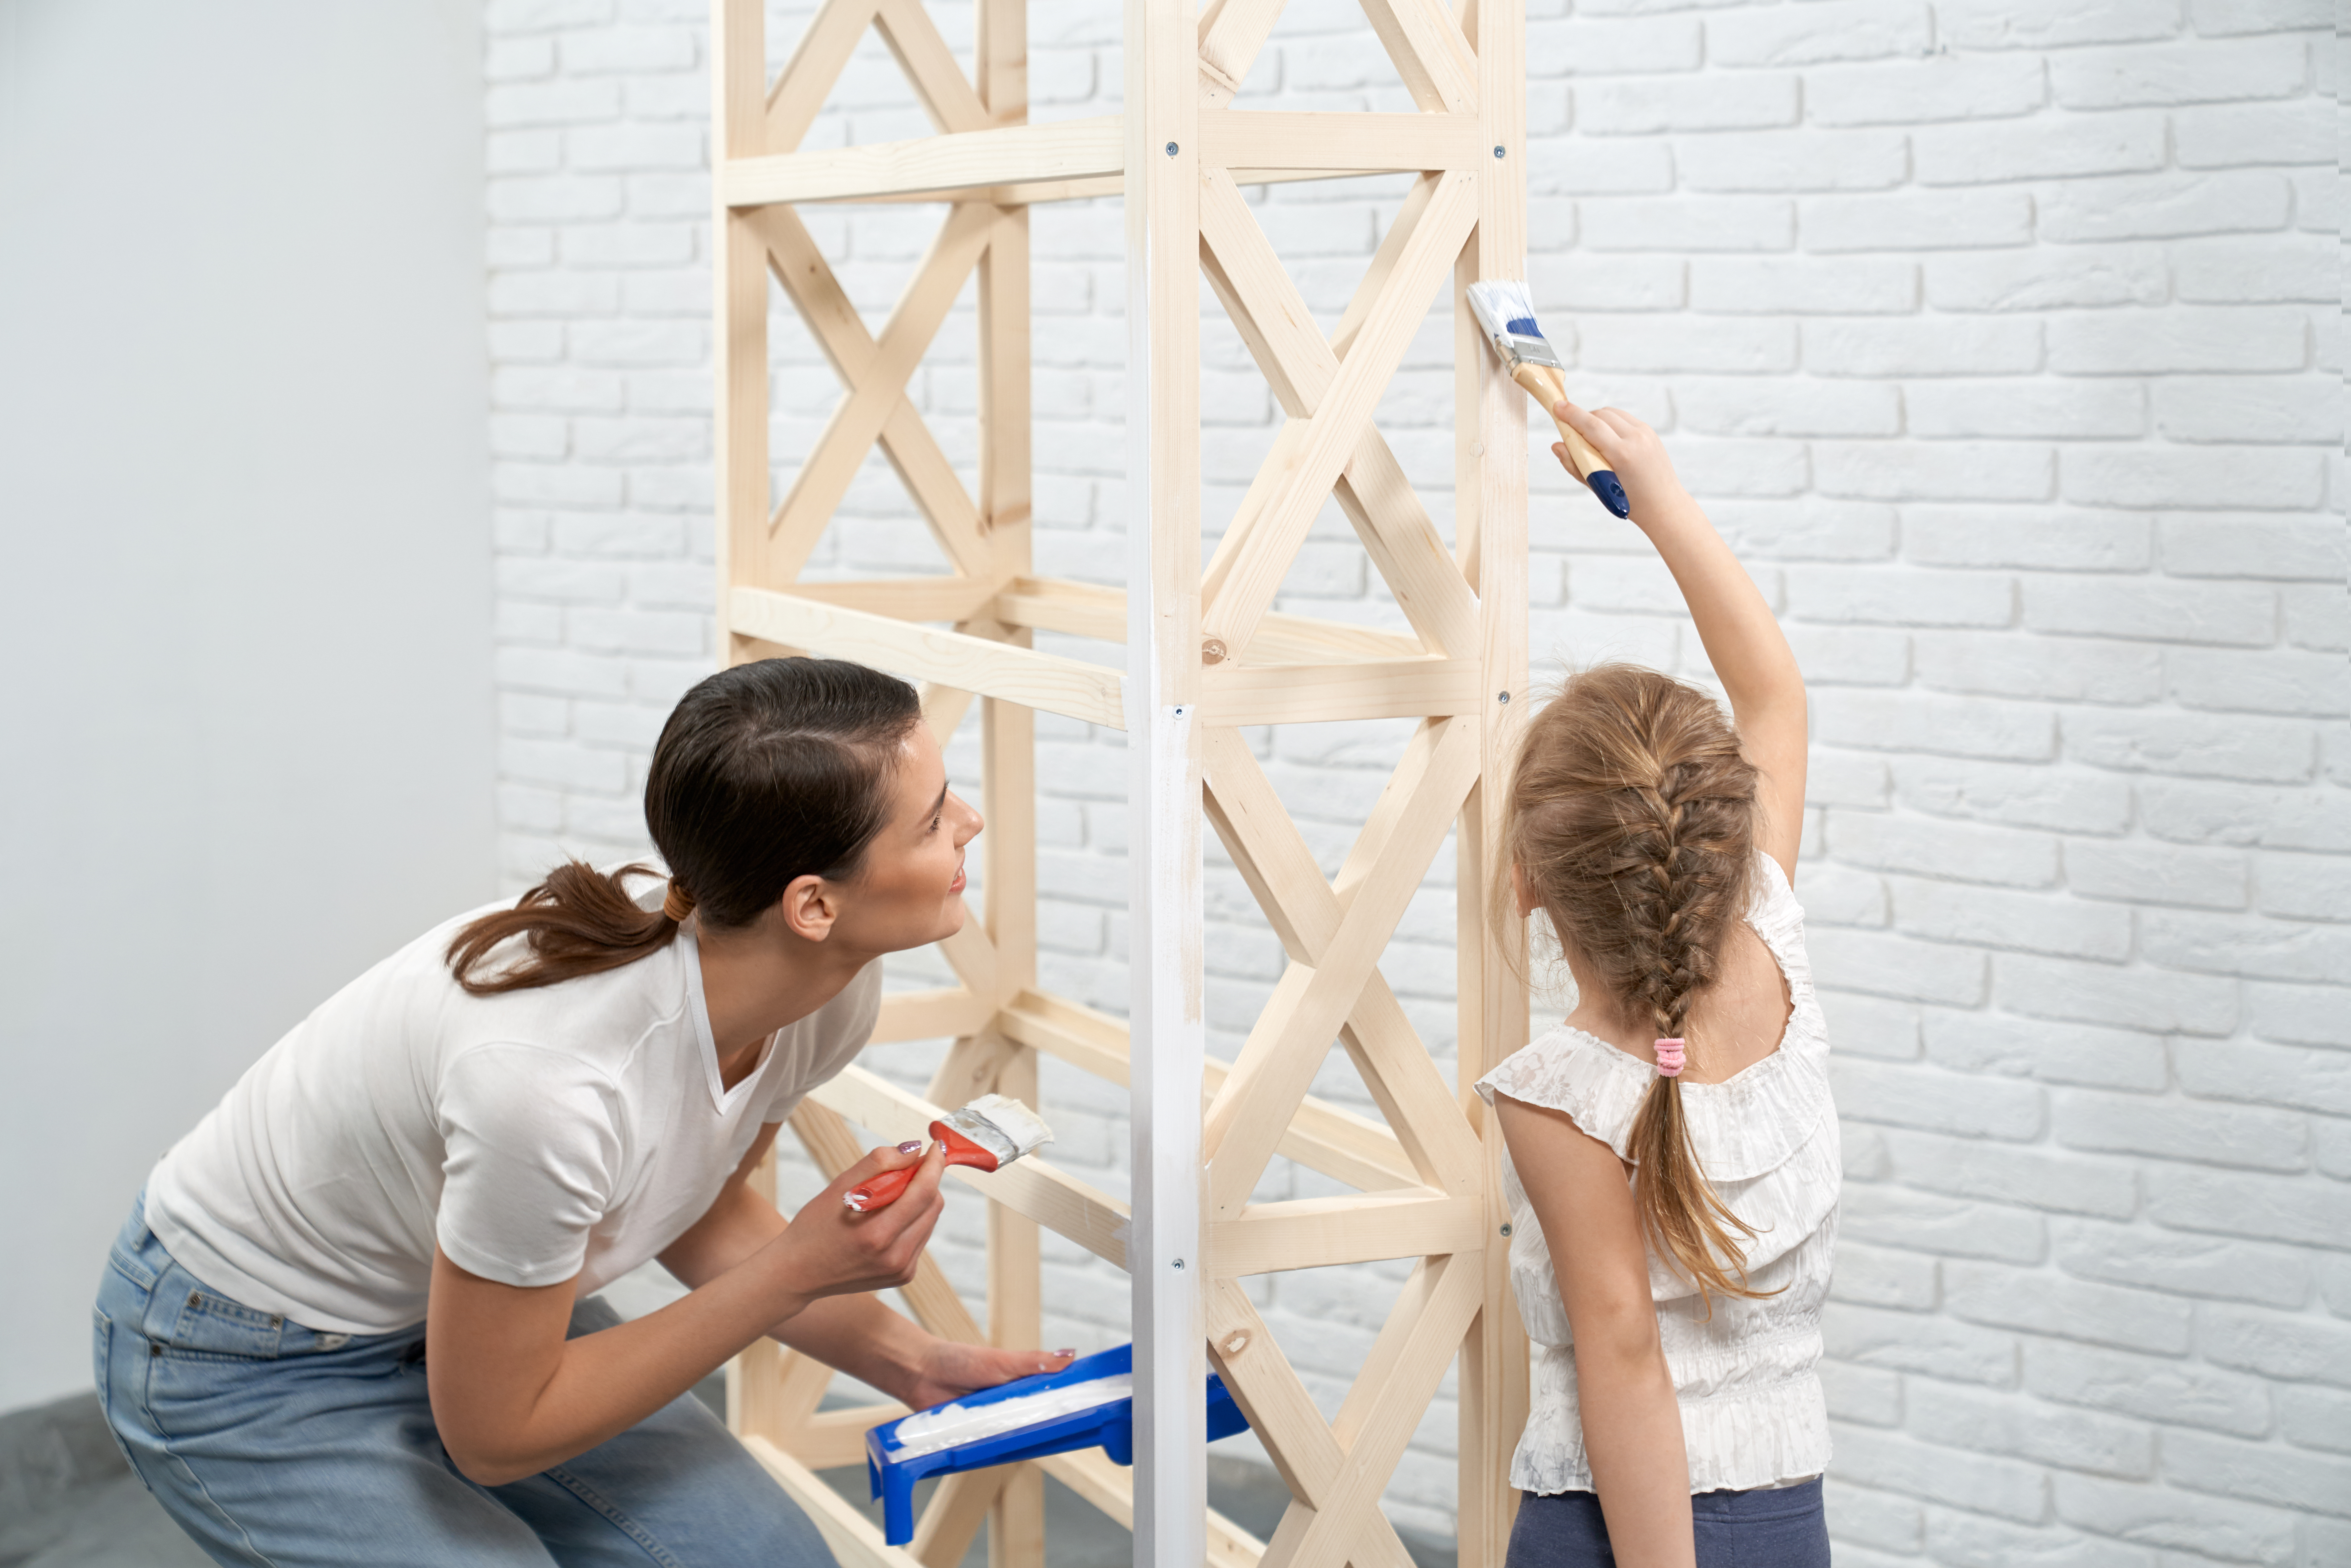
left=484, top=0, right=2347, bottom=1556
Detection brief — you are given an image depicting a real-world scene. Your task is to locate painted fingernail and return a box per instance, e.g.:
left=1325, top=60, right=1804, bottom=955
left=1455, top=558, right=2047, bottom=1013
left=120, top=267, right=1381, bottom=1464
left=898, top=1140, right=924, bottom=1154
left=1056, top=1348, right=1076, bottom=1358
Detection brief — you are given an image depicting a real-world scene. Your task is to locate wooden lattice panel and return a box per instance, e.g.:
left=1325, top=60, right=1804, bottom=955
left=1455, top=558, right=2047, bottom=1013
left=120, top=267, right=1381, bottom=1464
left=710, top=0, right=1531, bottom=1560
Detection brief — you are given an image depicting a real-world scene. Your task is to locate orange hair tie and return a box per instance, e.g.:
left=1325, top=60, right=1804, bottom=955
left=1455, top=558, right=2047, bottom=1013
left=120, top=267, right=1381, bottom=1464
left=662, top=881, right=696, bottom=922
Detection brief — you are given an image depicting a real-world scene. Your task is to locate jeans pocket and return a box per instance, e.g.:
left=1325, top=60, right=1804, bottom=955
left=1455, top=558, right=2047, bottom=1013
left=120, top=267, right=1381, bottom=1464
left=91, top=1308, right=149, bottom=1488
left=168, top=1287, right=287, bottom=1360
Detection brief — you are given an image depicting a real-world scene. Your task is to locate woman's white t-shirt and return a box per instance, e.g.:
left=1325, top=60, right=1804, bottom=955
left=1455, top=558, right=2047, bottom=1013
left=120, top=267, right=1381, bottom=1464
left=144, top=904, right=882, bottom=1335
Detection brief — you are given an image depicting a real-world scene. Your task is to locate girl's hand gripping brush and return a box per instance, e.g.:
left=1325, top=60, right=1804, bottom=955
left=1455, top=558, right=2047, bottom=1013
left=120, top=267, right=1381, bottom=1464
left=843, top=1094, right=1053, bottom=1212
left=1465, top=280, right=1631, bottom=519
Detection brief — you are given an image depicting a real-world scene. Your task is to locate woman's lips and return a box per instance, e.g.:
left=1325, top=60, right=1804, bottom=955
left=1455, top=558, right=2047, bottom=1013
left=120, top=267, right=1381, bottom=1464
left=949, top=865, right=966, bottom=895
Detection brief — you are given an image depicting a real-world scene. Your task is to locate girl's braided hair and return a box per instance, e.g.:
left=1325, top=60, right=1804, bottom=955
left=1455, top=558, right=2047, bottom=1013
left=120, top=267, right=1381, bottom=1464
left=1509, top=663, right=1772, bottom=1304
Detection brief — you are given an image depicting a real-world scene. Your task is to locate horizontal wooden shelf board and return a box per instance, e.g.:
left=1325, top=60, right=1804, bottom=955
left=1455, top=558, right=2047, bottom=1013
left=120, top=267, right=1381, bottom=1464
left=749, top=576, right=1428, bottom=661
left=1200, top=110, right=1484, bottom=173
left=872, top=985, right=995, bottom=1043
left=739, top=584, right=1468, bottom=726
left=994, top=989, right=1421, bottom=1194
left=726, top=116, right=1122, bottom=206
left=1207, top=1191, right=1484, bottom=1276
left=725, top=111, right=1479, bottom=208
left=849, top=165, right=1429, bottom=206
left=1200, top=656, right=1481, bottom=725
left=731, top=585, right=1127, bottom=730
left=779, top=576, right=999, bottom=622
left=994, top=576, right=1427, bottom=662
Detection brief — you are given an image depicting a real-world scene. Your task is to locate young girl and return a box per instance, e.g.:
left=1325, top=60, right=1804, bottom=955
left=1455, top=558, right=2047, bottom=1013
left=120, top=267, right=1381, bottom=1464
left=1477, top=402, right=1835, bottom=1568
left=96, top=657, right=1074, bottom=1566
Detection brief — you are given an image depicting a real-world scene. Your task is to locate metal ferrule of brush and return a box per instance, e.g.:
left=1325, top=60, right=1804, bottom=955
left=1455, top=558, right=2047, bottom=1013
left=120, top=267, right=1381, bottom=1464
left=939, top=1106, right=1022, bottom=1166
left=1491, top=329, right=1565, bottom=372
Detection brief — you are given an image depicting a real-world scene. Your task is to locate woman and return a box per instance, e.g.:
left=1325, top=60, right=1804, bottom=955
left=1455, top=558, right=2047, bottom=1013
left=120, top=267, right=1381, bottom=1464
left=95, top=657, right=1073, bottom=1566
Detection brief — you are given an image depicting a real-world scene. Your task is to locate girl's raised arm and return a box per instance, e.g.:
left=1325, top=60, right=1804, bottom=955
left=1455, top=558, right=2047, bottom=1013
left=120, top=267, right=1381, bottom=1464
left=1551, top=401, right=1807, bottom=882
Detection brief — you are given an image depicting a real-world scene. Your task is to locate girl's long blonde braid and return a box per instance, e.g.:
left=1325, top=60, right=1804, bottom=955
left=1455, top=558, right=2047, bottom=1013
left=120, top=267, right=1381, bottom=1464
left=1510, top=664, right=1775, bottom=1305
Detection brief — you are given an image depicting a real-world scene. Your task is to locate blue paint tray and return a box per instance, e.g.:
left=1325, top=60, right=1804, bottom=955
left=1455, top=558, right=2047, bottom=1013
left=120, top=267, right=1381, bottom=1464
left=865, top=1343, right=1249, bottom=1545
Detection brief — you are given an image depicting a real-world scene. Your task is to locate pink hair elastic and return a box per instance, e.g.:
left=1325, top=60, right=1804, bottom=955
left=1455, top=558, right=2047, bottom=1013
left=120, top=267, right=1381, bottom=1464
left=1654, top=1038, right=1686, bottom=1077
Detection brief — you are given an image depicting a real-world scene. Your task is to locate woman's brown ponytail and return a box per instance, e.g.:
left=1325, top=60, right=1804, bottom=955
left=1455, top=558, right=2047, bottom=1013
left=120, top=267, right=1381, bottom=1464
left=448, top=658, right=922, bottom=994
left=1509, top=663, right=1775, bottom=1305
left=445, top=862, right=679, bottom=996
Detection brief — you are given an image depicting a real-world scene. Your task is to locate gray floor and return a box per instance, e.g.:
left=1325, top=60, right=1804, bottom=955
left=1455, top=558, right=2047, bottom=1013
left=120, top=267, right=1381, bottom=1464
left=1, top=1385, right=1451, bottom=1568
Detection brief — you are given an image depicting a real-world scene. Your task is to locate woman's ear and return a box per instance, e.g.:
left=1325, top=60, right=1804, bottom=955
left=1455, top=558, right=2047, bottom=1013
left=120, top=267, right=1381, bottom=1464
left=1510, top=861, right=1539, bottom=918
left=778, top=874, right=840, bottom=942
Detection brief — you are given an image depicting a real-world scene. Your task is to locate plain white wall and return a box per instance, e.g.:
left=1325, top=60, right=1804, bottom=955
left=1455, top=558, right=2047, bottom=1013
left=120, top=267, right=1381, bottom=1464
left=0, top=0, right=495, bottom=1412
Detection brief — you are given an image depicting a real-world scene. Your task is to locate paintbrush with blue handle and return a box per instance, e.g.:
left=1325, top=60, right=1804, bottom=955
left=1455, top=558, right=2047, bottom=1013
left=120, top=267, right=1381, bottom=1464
left=1465, top=280, right=1631, bottom=519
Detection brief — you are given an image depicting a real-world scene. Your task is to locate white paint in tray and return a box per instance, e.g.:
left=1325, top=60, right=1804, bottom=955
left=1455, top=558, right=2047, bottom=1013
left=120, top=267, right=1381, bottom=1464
left=885, top=1373, right=1134, bottom=1460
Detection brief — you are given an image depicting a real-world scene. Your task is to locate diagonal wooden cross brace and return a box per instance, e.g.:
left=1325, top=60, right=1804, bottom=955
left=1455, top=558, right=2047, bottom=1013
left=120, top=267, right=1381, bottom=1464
left=754, top=204, right=993, bottom=581
left=1198, top=173, right=1479, bottom=661
left=1208, top=1255, right=1483, bottom=1568
left=1201, top=717, right=1482, bottom=1215
left=934, top=899, right=1003, bottom=1004
left=1352, top=0, right=1478, bottom=113
left=1201, top=726, right=1483, bottom=1198
left=765, top=0, right=886, bottom=152
left=757, top=201, right=997, bottom=583
left=1192, top=161, right=1443, bottom=611
left=1199, top=171, right=1480, bottom=661
left=758, top=0, right=994, bottom=145
left=873, top=0, right=991, bottom=134
left=1197, top=170, right=1469, bottom=648
left=1278, top=1254, right=1484, bottom=1568
left=1196, top=0, right=1473, bottom=114
left=1206, top=1282, right=1420, bottom=1568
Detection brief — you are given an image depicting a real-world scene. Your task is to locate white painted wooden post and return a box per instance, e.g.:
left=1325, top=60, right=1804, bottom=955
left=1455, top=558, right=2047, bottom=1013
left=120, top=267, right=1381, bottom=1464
left=1126, top=0, right=1205, bottom=1564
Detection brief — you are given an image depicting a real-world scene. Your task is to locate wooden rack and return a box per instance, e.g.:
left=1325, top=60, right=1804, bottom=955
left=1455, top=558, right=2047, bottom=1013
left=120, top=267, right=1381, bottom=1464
left=712, top=0, right=1530, bottom=1561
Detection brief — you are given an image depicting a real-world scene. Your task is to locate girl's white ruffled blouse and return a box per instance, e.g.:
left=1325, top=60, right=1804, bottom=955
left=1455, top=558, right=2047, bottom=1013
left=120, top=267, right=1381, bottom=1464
left=1474, top=853, right=1839, bottom=1497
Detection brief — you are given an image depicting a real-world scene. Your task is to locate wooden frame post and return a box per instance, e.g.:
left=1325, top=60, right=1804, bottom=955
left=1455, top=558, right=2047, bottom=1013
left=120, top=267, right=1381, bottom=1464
left=1453, top=0, right=1534, bottom=1558
left=710, top=0, right=1529, bottom=1555
left=712, top=0, right=767, bottom=669
left=1125, top=3, right=1206, bottom=1568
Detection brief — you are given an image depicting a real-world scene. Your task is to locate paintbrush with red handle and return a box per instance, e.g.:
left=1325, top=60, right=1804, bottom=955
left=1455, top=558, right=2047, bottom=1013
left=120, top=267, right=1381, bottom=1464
left=844, top=1094, right=1054, bottom=1213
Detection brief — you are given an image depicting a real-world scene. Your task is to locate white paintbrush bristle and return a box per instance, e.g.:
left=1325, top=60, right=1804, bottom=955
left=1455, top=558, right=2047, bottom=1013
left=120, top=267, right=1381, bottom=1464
left=947, top=1093, right=1054, bottom=1165
left=1465, top=278, right=1537, bottom=333
left=1464, top=279, right=1564, bottom=371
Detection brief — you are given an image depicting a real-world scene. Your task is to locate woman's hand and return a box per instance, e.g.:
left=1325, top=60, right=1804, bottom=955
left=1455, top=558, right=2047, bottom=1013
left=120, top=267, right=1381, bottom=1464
left=1550, top=400, right=1693, bottom=530
left=764, top=1141, right=952, bottom=1306
left=885, top=1338, right=1081, bottom=1413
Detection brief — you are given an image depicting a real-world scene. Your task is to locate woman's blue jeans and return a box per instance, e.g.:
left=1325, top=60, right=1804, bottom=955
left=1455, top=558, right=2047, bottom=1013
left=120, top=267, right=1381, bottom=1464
left=1508, top=1479, right=1831, bottom=1568
left=93, top=1194, right=839, bottom=1567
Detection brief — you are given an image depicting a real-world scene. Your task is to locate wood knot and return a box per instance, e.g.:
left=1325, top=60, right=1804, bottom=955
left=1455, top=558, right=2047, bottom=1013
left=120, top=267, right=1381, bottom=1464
left=1219, top=1330, right=1250, bottom=1357
left=1201, top=638, right=1229, bottom=666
